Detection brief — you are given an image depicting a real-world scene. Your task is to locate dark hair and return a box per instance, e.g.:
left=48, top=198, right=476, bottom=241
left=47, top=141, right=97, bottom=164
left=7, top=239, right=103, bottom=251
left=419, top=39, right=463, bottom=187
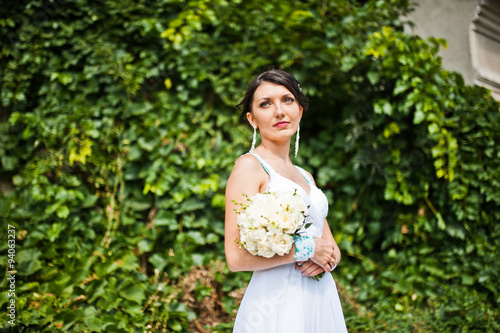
left=236, top=69, right=309, bottom=124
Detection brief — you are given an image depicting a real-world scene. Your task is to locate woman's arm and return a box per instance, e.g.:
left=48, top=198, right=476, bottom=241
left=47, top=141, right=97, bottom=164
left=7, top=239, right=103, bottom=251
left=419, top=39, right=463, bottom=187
left=322, top=219, right=341, bottom=264
left=224, top=155, right=296, bottom=272
left=225, top=156, right=337, bottom=272
left=302, top=169, right=341, bottom=265
left=299, top=220, right=341, bottom=276
left=297, top=170, right=341, bottom=276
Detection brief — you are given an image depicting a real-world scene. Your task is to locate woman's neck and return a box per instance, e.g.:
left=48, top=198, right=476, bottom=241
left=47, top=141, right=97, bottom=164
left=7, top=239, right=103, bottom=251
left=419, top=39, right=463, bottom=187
left=253, top=139, right=293, bottom=166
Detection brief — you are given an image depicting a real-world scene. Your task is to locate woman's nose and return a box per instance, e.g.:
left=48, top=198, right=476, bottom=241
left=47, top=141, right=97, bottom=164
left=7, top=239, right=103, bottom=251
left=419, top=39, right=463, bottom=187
left=275, top=104, right=285, bottom=117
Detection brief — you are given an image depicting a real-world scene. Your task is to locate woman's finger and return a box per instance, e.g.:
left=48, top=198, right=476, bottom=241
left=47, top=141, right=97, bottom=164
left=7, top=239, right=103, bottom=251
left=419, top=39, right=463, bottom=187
left=299, top=260, right=314, bottom=273
left=300, top=260, right=322, bottom=276
left=303, top=265, right=324, bottom=277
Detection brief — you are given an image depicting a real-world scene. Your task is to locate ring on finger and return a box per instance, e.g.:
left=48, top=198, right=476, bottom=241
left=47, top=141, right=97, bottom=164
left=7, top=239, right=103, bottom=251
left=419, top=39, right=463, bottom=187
left=330, top=261, right=337, bottom=272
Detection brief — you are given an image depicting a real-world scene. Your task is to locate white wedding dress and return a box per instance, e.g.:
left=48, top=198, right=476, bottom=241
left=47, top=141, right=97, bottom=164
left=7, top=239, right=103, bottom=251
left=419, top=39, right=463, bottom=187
left=233, top=153, right=348, bottom=333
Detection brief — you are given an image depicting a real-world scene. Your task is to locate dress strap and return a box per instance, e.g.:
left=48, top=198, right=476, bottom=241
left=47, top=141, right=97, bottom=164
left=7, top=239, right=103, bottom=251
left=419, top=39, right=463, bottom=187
left=294, top=166, right=312, bottom=184
left=247, top=153, right=277, bottom=176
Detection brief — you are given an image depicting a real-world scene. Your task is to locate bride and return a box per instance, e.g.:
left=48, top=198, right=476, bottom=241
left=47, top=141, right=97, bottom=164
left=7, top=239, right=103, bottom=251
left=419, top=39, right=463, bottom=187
left=225, top=69, right=348, bottom=332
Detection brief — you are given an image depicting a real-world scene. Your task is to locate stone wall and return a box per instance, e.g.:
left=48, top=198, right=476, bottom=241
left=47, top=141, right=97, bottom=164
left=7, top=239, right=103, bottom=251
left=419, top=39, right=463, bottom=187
left=405, top=0, right=500, bottom=100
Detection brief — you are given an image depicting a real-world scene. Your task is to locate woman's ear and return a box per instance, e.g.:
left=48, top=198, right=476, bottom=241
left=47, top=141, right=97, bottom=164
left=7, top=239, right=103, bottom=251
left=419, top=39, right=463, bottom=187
left=299, top=106, right=303, bottom=121
left=246, top=112, right=257, bottom=129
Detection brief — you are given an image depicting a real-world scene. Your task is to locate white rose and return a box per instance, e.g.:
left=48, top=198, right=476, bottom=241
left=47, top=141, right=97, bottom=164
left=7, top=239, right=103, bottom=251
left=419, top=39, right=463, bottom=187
left=269, top=233, right=294, bottom=256
left=275, top=192, right=292, bottom=208
left=292, top=211, right=305, bottom=226
left=239, top=229, right=248, bottom=243
left=290, top=193, right=308, bottom=214
left=246, top=209, right=273, bottom=228
left=244, top=227, right=268, bottom=246
left=276, top=191, right=307, bottom=214
left=246, top=240, right=257, bottom=253
left=276, top=211, right=300, bottom=234
left=245, top=244, right=258, bottom=256
left=246, top=195, right=276, bottom=228
left=257, top=242, right=275, bottom=258
left=236, top=191, right=309, bottom=258
left=237, top=215, right=253, bottom=231
left=247, top=193, right=269, bottom=213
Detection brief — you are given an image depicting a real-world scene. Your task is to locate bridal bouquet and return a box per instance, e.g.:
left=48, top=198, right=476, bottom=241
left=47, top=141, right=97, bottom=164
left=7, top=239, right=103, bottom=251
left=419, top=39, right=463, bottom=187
left=233, top=190, right=309, bottom=258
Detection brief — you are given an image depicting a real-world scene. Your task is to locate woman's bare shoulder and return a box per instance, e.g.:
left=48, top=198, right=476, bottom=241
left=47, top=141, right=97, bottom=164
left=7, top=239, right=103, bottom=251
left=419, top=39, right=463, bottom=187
left=226, top=154, right=267, bottom=195
left=232, top=154, right=264, bottom=176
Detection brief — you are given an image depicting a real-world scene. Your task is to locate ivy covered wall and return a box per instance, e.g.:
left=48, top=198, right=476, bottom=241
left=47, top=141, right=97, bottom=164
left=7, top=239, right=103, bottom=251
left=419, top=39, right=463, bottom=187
left=1, top=0, right=499, bottom=332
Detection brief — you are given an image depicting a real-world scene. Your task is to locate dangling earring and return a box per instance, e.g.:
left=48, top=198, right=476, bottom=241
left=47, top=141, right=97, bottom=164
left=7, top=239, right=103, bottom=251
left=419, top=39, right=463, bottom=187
left=250, top=126, right=257, bottom=152
left=295, top=124, right=300, bottom=158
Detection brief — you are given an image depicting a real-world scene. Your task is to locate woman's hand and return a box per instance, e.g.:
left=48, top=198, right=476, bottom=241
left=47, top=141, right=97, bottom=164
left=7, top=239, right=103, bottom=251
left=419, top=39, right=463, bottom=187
left=310, top=237, right=337, bottom=272
left=295, top=260, right=325, bottom=277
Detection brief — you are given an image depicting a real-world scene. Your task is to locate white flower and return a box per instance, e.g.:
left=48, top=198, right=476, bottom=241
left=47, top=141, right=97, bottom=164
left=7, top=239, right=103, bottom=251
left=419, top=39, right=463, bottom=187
left=235, top=190, right=309, bottom=258
left=237, top=215, right=253, bottom=230
left=269, top=233, right=294, bottom=256
left=277, top=210, right=300, bottom=234
left=245, top=227, right=268, bottom=245
left=257, top=242, right=275, bottom=258
left=246, top=209, right=273, bottom=229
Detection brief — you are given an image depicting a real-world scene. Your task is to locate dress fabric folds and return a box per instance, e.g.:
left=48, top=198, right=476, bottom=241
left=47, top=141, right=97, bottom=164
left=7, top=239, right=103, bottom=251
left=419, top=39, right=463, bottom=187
left=233, top=153, right=348, bottom=333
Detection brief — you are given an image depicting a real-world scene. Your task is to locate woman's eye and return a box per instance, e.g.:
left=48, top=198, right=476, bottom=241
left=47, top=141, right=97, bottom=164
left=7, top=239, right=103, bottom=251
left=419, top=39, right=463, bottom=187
left=284, top=97, right=294, bottom=103
left=259, top=101, right=270, bottom=108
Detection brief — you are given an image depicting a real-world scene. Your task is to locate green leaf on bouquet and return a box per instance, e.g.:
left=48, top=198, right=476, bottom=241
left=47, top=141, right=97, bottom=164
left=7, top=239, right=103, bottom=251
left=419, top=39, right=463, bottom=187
left=312, top=272, right=326, bottom=281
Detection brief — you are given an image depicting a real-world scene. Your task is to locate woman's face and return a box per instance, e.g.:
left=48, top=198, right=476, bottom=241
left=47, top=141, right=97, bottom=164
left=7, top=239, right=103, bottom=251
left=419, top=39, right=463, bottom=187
left=246, top=81, right=303, bottom=144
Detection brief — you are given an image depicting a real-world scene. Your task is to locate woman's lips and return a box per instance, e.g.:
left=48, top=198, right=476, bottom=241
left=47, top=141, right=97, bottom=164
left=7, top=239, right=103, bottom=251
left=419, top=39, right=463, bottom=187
left=273, top=121, right=289, bottom=127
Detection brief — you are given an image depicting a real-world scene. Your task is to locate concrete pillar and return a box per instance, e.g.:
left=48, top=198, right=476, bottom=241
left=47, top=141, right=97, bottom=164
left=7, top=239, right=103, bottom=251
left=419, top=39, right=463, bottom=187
left=405, top=0, right=478, bottom=84
left=470, top=0, right=500, bottom=100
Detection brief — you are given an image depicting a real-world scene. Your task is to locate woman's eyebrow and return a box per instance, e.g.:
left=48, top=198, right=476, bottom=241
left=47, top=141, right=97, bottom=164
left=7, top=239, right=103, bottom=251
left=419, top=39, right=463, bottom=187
left=256, top=94, right=293, bottom=103
left=256, top=97, right=271, bottom=102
